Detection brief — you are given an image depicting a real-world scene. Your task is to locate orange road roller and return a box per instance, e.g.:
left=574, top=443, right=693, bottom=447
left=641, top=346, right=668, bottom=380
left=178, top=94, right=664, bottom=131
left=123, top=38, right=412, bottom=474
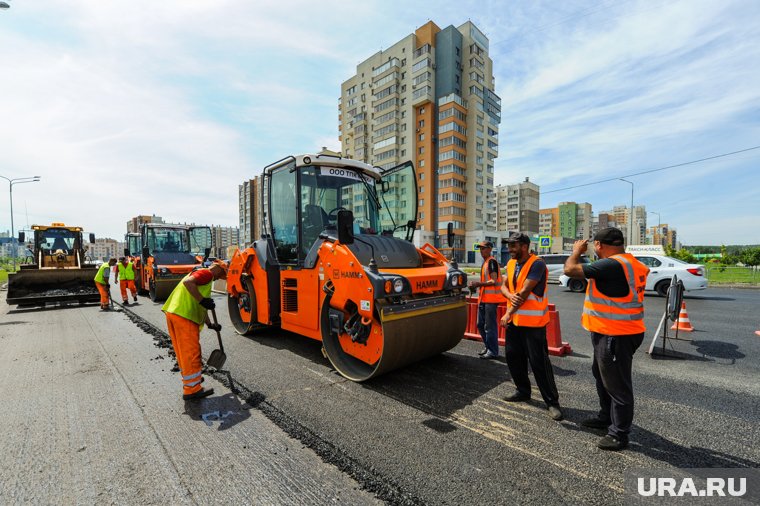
left=226, top=154, right=469, bottom=381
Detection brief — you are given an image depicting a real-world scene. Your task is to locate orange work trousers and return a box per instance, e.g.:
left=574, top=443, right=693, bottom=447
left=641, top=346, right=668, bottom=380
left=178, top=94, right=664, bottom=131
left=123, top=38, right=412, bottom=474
left=95, top=282, right=110, bottom=308
left=165, top=312, right=203, bottom=396
left=120, top=280, right=137, bottom=302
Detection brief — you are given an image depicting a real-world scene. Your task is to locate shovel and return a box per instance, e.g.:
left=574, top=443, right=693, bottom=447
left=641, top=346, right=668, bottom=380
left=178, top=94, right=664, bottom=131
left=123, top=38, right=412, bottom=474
left=206, top=307, right=227, bottom=369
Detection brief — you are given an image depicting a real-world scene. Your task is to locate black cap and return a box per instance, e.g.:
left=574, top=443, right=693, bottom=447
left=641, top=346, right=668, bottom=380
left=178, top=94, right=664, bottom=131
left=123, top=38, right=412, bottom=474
left=475, top=240, right=494, bottom=249
left=506, top=232, right=531, bottom=245
left=594, top=227, right=625, bottom=246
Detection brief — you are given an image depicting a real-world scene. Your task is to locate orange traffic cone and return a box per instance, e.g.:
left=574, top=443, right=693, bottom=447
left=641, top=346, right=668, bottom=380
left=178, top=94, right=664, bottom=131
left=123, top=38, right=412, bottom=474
left=671, top=302, right=694, bottom=332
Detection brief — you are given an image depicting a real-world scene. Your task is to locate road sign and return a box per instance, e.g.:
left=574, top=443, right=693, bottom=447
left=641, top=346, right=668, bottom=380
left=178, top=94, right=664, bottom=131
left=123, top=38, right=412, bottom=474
left=473, top=242, right=479, bottom=251
left=539, top=236, right=552, bottom=248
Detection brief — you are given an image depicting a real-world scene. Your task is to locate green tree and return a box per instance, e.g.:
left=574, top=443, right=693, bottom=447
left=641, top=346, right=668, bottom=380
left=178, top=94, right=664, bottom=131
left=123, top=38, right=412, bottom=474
left=739, top=247, right=760, bottom=267
left=665, top=246, right=696, bottom=263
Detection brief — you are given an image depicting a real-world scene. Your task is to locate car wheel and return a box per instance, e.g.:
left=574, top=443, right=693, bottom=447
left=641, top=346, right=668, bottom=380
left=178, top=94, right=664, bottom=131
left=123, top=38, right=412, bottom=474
left=655, top=280, right=669, bottom=297
left=568, top=279, right=586, bottom=292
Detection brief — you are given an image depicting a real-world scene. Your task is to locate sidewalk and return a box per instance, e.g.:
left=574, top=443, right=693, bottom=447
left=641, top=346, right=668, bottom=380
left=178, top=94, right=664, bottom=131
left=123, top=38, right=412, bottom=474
left=0, top=297, right=379, bottom=505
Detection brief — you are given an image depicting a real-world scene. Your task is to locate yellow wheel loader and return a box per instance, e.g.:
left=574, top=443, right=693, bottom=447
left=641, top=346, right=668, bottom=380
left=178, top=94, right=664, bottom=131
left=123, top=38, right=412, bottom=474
left=6, top=223, right=99, bottom=307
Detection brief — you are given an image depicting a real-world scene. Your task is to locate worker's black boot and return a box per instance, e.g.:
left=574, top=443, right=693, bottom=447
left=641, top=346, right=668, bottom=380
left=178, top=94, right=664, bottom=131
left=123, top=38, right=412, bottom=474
left=183, top=387, right=214, bottom=401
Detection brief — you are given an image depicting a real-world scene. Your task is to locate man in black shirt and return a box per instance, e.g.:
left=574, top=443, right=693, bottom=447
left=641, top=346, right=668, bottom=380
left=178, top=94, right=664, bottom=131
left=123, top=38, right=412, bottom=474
left=500, top=232, right=563, bottom=421
left=564, top=227, right=649, bottom=451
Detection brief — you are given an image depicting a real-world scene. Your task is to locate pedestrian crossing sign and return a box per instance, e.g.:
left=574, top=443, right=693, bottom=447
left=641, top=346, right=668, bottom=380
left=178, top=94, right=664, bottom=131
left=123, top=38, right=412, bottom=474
left=539, top=236, right=552, bottom=248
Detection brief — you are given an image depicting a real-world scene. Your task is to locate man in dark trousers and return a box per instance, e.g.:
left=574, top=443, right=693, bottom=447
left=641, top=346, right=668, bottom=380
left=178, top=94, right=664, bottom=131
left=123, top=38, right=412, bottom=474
left=499, top=232, right=563, bottom=421
left=564, top=227, right=649, bottom=450
left=468, top=240, right=505, bottom=359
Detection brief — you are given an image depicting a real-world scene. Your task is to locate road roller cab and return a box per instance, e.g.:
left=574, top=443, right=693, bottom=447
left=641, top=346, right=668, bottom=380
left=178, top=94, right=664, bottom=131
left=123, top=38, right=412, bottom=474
left=227, top=154, right=469, bottom=381
left=126, top=223, right=212, bottom=302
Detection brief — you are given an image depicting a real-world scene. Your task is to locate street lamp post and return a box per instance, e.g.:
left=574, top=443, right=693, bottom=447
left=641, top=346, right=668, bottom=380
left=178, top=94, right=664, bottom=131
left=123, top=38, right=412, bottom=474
left=649, top=211, right=661, bottom=246
left=619, top=178, right=634, bottom=245
left=0, top=175, right=41, bottom=271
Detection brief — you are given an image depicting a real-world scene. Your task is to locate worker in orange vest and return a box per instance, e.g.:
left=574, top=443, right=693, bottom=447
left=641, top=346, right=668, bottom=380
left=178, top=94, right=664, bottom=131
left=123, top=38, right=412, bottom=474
left=114, top=256, right=138, bottom=305
left=499, top=232, right=563, bottom=421
left=564, top=227, right=649, bottom=451
left=162, top=260, right=228, bottom=401
left=468, top=240, right=506, bottom=359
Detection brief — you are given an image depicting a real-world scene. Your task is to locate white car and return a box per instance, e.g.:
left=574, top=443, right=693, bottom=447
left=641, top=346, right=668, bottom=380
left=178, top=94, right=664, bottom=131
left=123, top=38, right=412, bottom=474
left=558, top=254, right=708, bottom=296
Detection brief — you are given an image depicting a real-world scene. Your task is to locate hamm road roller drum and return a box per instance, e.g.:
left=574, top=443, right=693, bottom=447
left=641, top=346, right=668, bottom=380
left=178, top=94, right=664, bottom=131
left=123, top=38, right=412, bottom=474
left=321, top=294, right=467, bottom=382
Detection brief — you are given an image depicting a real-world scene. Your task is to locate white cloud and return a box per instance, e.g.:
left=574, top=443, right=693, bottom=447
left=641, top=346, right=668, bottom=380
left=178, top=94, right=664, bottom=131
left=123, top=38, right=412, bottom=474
left=0, top=0, right=758, bottom=246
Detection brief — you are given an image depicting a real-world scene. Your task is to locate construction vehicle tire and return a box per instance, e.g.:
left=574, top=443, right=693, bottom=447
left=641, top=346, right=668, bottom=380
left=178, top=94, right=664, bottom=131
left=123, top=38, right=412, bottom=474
left=227, top=276, right=260, bottom=335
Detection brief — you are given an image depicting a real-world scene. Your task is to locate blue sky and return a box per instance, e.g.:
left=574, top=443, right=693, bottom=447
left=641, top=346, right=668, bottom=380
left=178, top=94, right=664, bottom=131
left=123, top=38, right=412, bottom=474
left=1, top=0, right=758, bottom=245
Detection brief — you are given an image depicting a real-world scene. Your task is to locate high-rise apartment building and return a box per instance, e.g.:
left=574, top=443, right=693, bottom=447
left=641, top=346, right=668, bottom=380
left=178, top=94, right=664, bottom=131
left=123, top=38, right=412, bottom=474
left=557, top=202, right=593, bottom=240
left=647, top=223, right=677, bottom=249
left=539, top=208, right=559, bottom=237
left=496, top=177, right=539, bottom=236
left=89, top=238, right=125, bottom=262
left=607, top=205, right=646, bottom=245
left=239, top=177, right=262, bottom=247
left=210, top=225, right=240, bottom=259
left=126, top=214, right=164, bottom=234
left=339, top=21, right=500, bottom=261
left=592, top=212, right=618, bottom=238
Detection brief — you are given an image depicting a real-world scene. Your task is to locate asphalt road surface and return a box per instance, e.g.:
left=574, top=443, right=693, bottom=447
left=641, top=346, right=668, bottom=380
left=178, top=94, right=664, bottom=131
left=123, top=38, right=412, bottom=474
left=2, top=282, right=759, bottom=505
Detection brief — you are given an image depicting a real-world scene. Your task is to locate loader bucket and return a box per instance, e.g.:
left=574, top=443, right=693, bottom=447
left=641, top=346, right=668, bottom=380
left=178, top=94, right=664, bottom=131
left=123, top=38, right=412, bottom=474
left=6, top=267, right=100, bottom=306
left=321, top=295, right=467, bottom=382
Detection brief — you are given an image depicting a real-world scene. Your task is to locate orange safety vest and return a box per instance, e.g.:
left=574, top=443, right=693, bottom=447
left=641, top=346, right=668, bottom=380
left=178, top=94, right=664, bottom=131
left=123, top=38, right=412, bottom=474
left=505, top=254, right=549, bottom=327
left=581, top=253, right=649, bottom=335
left=479, top=255, right=507, bottom=303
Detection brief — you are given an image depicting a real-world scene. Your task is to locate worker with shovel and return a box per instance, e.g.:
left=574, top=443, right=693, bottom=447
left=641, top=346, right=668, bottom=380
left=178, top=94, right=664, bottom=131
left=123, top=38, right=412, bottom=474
left=162, top=260, right=227, bottom=401
left=94, top=258, right=117, bottom=310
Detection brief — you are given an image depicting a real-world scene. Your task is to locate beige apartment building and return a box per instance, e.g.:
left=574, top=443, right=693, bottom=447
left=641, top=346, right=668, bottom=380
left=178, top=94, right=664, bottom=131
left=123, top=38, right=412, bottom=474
left=339, top=21, right=501, bottom=261
left=88, top=237, right=125, bottom=262
left=495, top=177, right=540, bottom=236
left=539, top=208, right=559, bottom=237
left=239, top=177, right=262, bottom=247
left=606, top=205, right=647, bottom=245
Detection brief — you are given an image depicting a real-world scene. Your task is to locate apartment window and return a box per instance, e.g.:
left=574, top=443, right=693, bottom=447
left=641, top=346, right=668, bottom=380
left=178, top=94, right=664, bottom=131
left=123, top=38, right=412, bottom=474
left=439, top=151, right=467, bottom=163
left=439, top=122, right=467, bottom=135
left=418, top=120, right=425, bottom=128
left=418, top=159, right=425, bottom=167
left=419, top=106, right=425, bottom=115
left=418, top=147, right=424, bottom=154
left=414, top=72, right=431, bottom=86
left=412, top=58, right=430, bottom=73
left=420, top=186, right=424, bottom=193
left=419, top=133, right=424, bottom=141
left=400, top=149, right=406, bottom=157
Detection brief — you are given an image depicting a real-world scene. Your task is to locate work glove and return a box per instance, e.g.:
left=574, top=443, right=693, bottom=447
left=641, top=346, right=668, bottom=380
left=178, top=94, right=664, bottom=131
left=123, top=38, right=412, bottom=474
left=207, top=322, right=222, bottom=332
left=199, top=297, right=215, bottom=310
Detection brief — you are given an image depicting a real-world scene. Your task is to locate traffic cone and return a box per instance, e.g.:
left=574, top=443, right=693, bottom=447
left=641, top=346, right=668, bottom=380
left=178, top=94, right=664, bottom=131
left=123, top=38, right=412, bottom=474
left=546, top=304, right=572, bottom=356
left=671, top=302, right=694, bottom=332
